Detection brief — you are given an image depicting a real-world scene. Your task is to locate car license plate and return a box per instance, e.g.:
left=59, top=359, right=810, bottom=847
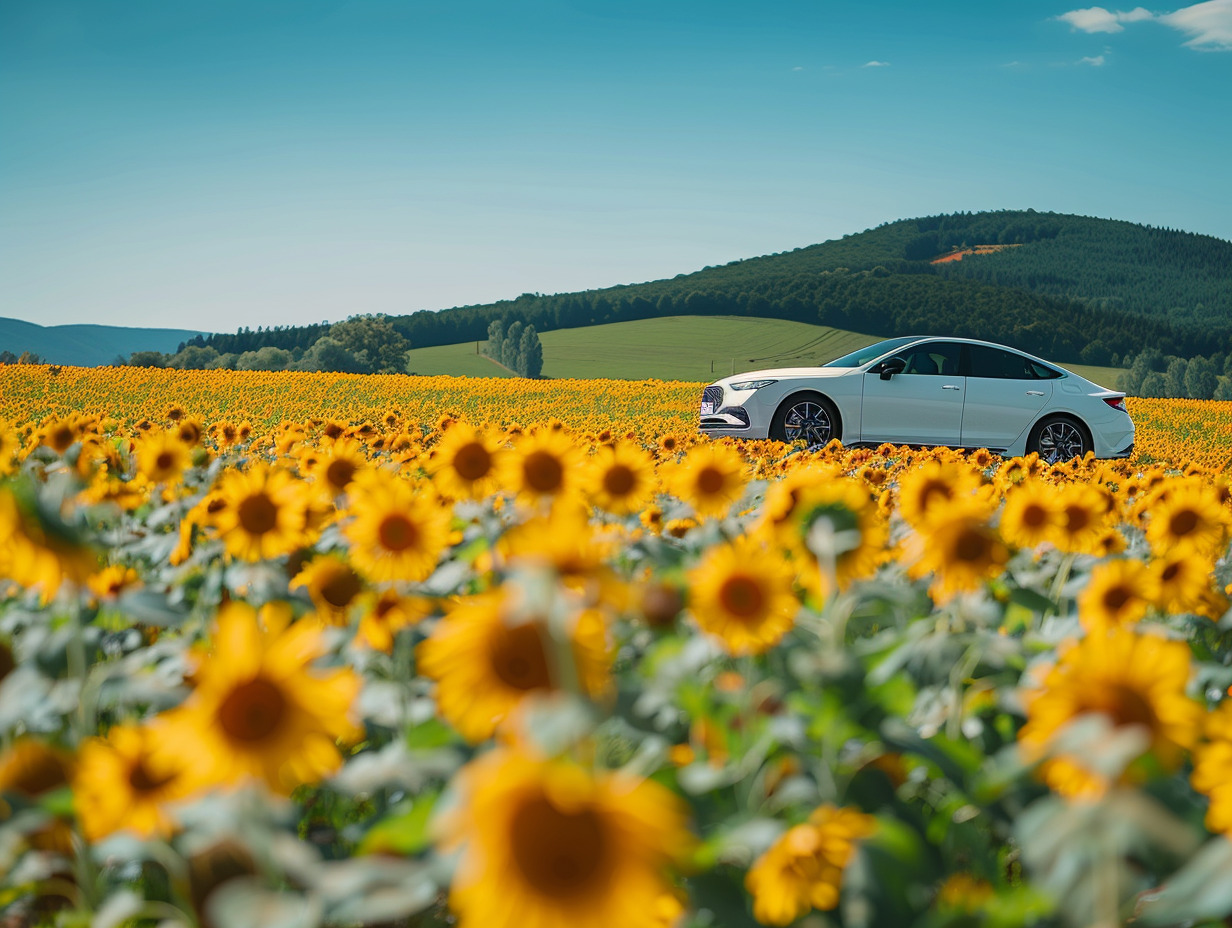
left=700, top=402, right=715, bottom=415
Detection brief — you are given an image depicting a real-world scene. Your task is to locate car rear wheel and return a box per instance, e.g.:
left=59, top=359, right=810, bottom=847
left=770, top=393, right=840, bottom=445
left=1028, top=415, right=1091, bottom=464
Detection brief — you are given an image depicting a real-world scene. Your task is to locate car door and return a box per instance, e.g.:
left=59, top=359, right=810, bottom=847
left=860, top=341, right=965, bottom=445
left=961, top=345, right=1056, bottom=450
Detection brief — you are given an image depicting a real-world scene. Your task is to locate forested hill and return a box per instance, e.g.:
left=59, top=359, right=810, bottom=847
left=193, top=211, right=1232, bottom=367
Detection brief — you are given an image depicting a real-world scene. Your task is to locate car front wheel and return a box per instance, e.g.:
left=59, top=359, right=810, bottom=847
left=770, top=393, right=840, bottom=446
left=1028, top=416, right=1091, bottom=464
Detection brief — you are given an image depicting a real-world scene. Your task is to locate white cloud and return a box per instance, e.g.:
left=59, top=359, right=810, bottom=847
left=1057, top=6, right=1155, bottom=32
left=1160, top=0, right=1232, bottom=49
left=861, top=60, right=890, bottom=67
left=1079, top=53, right=1108, bottom=63
left=791, top=65, right=804, bottom=71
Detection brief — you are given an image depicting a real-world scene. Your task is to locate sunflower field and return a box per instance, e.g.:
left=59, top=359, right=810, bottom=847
left=3, top=365, right=1232, bottom=928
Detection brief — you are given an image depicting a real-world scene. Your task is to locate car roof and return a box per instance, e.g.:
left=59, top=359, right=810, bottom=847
left=882, top=336, right=1065, bottom=369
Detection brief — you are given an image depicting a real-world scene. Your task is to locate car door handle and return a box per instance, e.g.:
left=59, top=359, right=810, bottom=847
left=941, top=384, right=961, bottom=390
left=1026, top=390, right=1045, bottom=396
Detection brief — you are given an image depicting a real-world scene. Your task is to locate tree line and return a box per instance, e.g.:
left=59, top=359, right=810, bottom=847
left=484, top=318, right=543, bottom=377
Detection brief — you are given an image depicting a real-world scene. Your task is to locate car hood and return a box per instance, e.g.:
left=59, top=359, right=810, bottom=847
left=716, top=367, right=850, bottom=387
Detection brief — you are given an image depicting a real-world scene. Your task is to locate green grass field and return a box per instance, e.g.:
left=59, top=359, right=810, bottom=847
left=403, top=315, right=1128, bottom=386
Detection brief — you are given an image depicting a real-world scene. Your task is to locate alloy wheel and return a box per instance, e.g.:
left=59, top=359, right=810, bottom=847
left=783, top=401, right=833, bottom=445
left=1037, top=420, right=1086, bottom=464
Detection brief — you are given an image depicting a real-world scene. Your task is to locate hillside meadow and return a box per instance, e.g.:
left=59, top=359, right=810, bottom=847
left=2, top=364, right=1232, bottom=928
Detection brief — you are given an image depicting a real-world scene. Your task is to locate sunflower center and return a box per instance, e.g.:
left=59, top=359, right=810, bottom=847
left=128, top=759, right=175, bottom=794
left=488, top=622, right=553, bottom=691
left=218, top=677, right=288, bottom=742
left=602, top=464, right=636, bottom=497
left=1102, top=585, right=1133, bottom=613
left=954, top=528, right=992, bottom=563
left=321, top=568, right=363, bottom=609
left=155, top=451, right=176, bottom=473
left=697, top=466, right=725, bottom=496
left=1161, top=562, right=1181, bottom=583
left=325, top=459, right=357, bottom=490
left=919, top=480, right=951, bottom=509
left=237, top=494, right=278, bottom=536
left=454, top=442, right=492, bottom=481
left=524, top=451, right=564, bottom=493
left=718, top=575, right=766, bottom=619
left=1022, top=503, right=1048, bottom=528
left=50, top=426, right=75, bottom=452
left=510, top=796, right=609, bottom=898
left=1063, top=505, right=1091, bottom=533
left=378, top=514, right=420, bottom=552
left=1082, top=683, right=1158, bottom=734
left=1168, top=508, right=1200, bottom=538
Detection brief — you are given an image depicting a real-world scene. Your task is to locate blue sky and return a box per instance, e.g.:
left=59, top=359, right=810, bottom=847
left=1, top=0, right=1229, bottom=332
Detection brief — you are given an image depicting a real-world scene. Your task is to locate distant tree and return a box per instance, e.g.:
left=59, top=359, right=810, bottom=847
left=329, top=315, right=410, bottom=373
left=486, top=318, right=506, bottom=359
left=170, top=345, right=220, bottom=369
left=1184, top=357, right=1219, bottom=400
left=519, top=324, right=543, bottom=378
left=17, top=351, right=43, bottom=364
left=0, top=350, right=16, bottom=365
left=207, top=352, right=239, bottom=370
left=1164, top=357, right=1188, bottom=398
left=1140, top=371, right=1168, bottom=398
left=1215, top=376, right=1232, bottom=402
left=503, top=321, right=524, bottom=371
left=296, top=337, right=365, bottom=373
left=127, top=351, right=167, bottom=368
left=236, top=347, right=292, bottom=371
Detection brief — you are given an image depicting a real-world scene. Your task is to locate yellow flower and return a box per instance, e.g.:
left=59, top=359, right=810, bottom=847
left=582, top=442, right=657, bottom=516
left=897, top=459, right=982, bottom=529
left=311, top=437, right=368, bottom=497
left=501, top=430, right=582, bottom=507
left=666, top=442, right=748, bottom=520
left=1191, top=701, right=1232, bottom=835
left=934, top=873, right=996, bottom=912
left=905, top=502, right=1008, bottom=602
left=1077, top=558, right=1156, bottom=632
left=1151, top=551, right=1218, bottom=615
left=342, top=473, right=451, bottom=582
left=1144, top=480, right=1229, bottom=559
left=688, top=537, right=798, bottom=655
left=429, top=422, right=505, bottom=501
left=74, top=722, right=196, bottom=841
left=417, top=589, right=612, bottom=743
left=354, top=590, right=431, bottom=652
left=209, top=462, right=310, bottom=561
left=440, top=748, right=692, bottom=928
left=1019, top=628, right=1201, bottom=799
left=87, top=564, right=143, bottom=601
left=999, top=482, right=1060, bottom=550
left=745, top=805, right=876, bottom=926
left=160, top=602, right=361, bottom=794
left=290, top=554, right=365, bottom=624
left=1051, top=483, right=1110, bottom=555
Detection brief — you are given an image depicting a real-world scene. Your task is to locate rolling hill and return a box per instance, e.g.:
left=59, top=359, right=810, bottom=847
left=404, top=315, right=1128, bottom=386
left=0, top=317, right=207, bottom=367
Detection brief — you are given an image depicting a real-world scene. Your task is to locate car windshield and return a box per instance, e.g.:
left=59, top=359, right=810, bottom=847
left=822, top=336, right=923, bottom=368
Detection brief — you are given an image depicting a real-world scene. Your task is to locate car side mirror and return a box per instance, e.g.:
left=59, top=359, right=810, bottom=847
left=878, top=357, right=906, bottom=380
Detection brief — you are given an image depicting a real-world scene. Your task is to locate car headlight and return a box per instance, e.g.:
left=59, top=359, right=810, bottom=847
left=729, top=379, right=778, bottom=392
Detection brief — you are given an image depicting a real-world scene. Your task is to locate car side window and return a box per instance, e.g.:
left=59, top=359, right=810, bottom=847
left=898, top=342, right=961, bottom=376
left=968, top=345, right=1040, bottom=380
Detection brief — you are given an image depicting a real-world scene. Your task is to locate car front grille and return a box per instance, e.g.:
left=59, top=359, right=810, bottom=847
left=702, top=386, right=723, bottom=408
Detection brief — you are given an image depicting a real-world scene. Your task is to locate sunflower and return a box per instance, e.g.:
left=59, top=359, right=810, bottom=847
left=354, top=590, right=432, bottom=652
left=290, top=554, right=366, bottom=624
left=342, top=473, right=452, bottom=582
left=160, top=602, right=361, bottom=793
left=744, top=804, right=877, bottom=926
left=666, top=442, right=748, bottom=520
left=999, top=482, right=1060, bottom=551
left=1018, top=627, right=1201, bottom=799
left=429, top=422, right=505, bottom=501
left=1144, top=480, right=1229, bottom=558
left=1051, top=483, right=1110, bottom=555
left=136, top=428, right=192, bottom=484
left=0, top=737, right=74, bottom=797
left=1077, top=558, right=1156, bottom=632
left=1151, top=551, right=1217, bottom=615
left=209, top=463, right=310, bottom=561
left=688, top=537, right=798, bottom=655
left=417, top=589, right=612, bottom=743
left=311, top=437, right=368, bottom=498
left=87, top=564, right=142, bottom=601
left=897, top=460, right=982, bottom=529
left=582, top=443, right=657, bottom=516
left=440, top=747, right=691, bottom=928
left=1191, top=702, right=1232, bottom=834
left=500, top=430, right=582, bottom=507
left=904, top=501, right=1009, bottom=602
left=74, top=722, right=196, bottom=840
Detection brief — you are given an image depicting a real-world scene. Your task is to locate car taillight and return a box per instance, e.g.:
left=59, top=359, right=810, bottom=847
left=1103, top=397, right=1127, bottom=413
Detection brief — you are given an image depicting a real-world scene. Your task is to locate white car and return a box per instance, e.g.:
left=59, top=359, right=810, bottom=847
left=698, top=336, right=1134, bottom=462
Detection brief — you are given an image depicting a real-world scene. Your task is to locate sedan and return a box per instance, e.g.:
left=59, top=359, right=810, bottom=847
left=698, top=336, right=1134, bottom=462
